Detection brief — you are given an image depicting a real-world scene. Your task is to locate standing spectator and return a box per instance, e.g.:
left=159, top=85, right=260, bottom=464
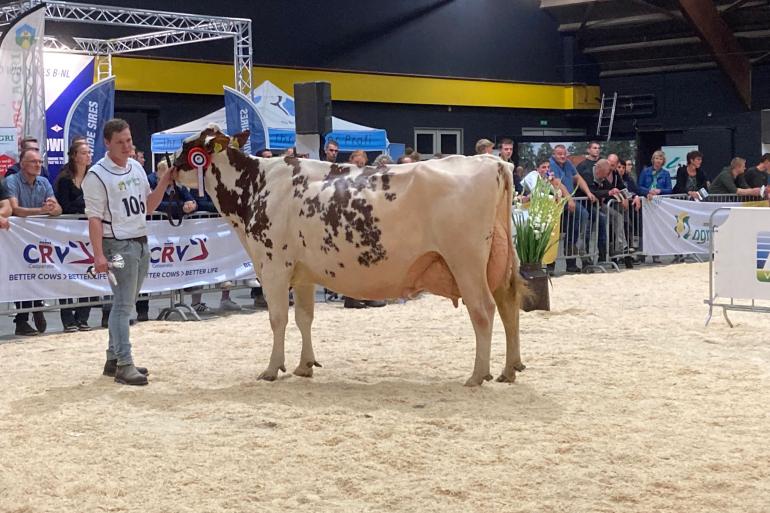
left=475, top=138, right=494, bottom=155
left=324, top=139, right=339, bottom=163
left=743, top=153, right=770, bottom=189
left=5, top=136, right=50, bottom=178
left=550, top=144, right=595, bottom=273
left=0, top=174, right=11, bottom=229
left=6, top=148, right=62, bottom=336
left=576, top=141, right=601, bottom=177
left=709, top=157, right=764, bottom=197
left=55, top=140, right=96, bottom=332
left=637, top=150, right=673, bottom=199
left=349, top=149, right=367, bottom=168
left=673, top=150, right=709, bottom=199
left=498, top=138, right=523, bottom=195
left=397, top=153, right=418, bottom=164
left=82, top=118, right=173, bottom=385
left=626, top=159, right=636, bottom=181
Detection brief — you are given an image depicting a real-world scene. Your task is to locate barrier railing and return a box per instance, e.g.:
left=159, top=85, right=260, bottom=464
left=1, top=211, right=258, bottom=331
left=553, top=196, right=603, bottom=273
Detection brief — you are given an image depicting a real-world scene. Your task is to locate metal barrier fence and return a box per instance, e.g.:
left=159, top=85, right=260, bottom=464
left=1, top=211, right=256, bottom=326
left=557, top=192, right=766, bottom=273
left=553, top=196, right=602, bottom=272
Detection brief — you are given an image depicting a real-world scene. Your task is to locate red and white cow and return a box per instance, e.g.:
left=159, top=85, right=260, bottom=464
left=173, top=128, right=526, bottom=386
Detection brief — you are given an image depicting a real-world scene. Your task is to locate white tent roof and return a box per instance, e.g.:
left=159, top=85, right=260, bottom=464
left=151, top=80, right=388, bottom=153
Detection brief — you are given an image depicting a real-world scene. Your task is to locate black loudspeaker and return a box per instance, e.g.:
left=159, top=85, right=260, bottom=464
left=294, top=82, right=332, bottom=135
left=762, top=110, right=770, bottom=144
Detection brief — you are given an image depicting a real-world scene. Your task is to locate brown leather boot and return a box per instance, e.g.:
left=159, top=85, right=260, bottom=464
left=103, top=359, right=148, bottom=377
left=114, top=364, right=149, bottom=385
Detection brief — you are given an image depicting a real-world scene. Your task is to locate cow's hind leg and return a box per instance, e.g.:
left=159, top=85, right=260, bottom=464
left=493, top=281, right=525, bottom=383
left=257, top=275, right=291, bottom=382
left=451, top=267, right=497, bottom=387
left=292, top=283, right=321, bottom=377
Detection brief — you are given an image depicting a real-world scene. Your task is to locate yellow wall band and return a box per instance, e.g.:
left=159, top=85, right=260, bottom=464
left=112, top=56, right=599, bottom=111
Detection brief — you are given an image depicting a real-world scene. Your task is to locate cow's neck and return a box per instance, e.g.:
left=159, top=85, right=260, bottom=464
left=205, top=149, right=273, bottom=248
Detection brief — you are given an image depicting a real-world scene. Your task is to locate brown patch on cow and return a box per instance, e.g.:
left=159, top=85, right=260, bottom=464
left=207, top=149, right=273, bottom=254
left=282, top=244, right=288, bottom=251
left=385, top=192, right=396, bottom=201
left=338, top=262, right=344, bottom=268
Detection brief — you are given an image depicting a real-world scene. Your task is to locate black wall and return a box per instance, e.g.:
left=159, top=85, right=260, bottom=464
left=76, top=0, right=568, bottom=83
left=602, top=64, right=770, bottom=180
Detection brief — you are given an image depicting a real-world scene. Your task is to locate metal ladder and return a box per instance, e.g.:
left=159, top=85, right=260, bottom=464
left=596, top=92, right=618, bottom=141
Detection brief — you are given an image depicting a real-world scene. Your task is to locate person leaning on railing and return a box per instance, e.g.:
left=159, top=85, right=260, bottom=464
left=708, top=157, right=766, bottom=198
left=672, top=150, right=709, bottom=200
left=54, top=139, right=97, bottom=332
left=5, top=148, right=62, bottom=336
left=0, top=174, right=11, bottom=230
left=637, top=150, right=673, bottom=200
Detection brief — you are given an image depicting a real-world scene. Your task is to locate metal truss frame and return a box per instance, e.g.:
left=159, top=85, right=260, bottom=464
left=0, top=0, right=252, bottom=93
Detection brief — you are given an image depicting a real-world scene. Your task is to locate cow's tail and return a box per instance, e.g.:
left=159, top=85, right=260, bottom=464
left=496, top=161, right=531, bottom=309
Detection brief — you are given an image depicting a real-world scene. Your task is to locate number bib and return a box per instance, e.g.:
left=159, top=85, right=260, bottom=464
left=86, top=158, right=150, bottom=240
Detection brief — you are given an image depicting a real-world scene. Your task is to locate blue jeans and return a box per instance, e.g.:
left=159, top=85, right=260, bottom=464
left=103, top=238, right=149, bottom=366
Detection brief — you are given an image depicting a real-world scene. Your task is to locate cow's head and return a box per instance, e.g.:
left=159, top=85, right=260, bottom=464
left=172, top=125, right=250, bottom=189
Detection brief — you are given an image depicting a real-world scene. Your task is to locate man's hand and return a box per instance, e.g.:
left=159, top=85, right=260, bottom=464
left=93, top=254, right=109, bottom=274
left=688, top=191, right=700, bottom=200
left=621, top=198, right=629, bottom=210
left=182, top=200, right=197, bottom=214
left=608, top=188, right=620, bottom=197
left=633, top=196, right=642, bottom=210
left=0, top=217, right=9, bottom=230
left=587, top=192, right=597, bottom=203
left=567, top=198, right=576, bottom=212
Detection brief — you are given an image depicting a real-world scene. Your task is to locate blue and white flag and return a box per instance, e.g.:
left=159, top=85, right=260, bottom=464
left=224, top=85, right=268, bottom=155
left=44, top=52, right=94, bottom=179
left=64, top=76, right=115, bottom=162
left=0, top=4, right=47, bottom=165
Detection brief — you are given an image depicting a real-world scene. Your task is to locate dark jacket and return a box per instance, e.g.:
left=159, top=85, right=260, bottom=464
left=148, top=172, right=194, bottom=217
left=54, top=174, right=86, bottom=214
left=672, top=165, right=709, bottom=194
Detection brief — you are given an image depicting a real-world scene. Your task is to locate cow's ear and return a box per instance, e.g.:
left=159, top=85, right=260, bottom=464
left=231, top=131, right=250, bottom=150
left=204, top=133, right=231, bottom=154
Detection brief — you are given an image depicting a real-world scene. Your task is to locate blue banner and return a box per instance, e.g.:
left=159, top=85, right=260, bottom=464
left=45, top=55, right=95, bottom=180
left=64, top=76, right=115, bottom=165
left=223, top=86, right=268, bottom=155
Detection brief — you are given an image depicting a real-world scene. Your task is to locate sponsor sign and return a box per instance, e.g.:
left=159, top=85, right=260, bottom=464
left=0, top=217, right=256, bottom=302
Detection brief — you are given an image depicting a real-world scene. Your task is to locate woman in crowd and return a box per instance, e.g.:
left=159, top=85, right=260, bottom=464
left=672, top=150, right=709, bottom=199
left=637, top=150, right=673, bottom=199
left=54, top=140, right=96, bottom=332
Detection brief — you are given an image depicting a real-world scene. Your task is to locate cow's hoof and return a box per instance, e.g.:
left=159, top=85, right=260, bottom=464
left=293, top=360, right=322, bottom=378
left=514, top=363, right=526, bottom=372
left=257, top=365, right=286, bottom=382
left=496, top=373, right=516, bottom=383
left=464, top=374, right=493, bottom=387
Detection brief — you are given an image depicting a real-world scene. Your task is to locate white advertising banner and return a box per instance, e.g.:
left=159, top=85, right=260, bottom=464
left=714, top=207, right=770, bottom=301
left=0, top=217, right=256, bottom=302
left=640, top=197, right=768, bottom=255
left=0, top=5, right=47, bottom=162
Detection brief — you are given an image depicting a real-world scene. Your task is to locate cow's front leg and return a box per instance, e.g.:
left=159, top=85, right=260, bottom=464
left=257, top=273, right=291, bottom=382
left=292, top=283, right=320, bottom=377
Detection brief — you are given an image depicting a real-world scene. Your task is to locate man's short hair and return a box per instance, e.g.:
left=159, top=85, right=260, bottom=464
left=552, top=144, right=566, bottom=154
left=730, top=157, right=746, bottom=170
left=760, top=153, right=770, bottom=163
left=686, top=150, right=703, bottom=164
left=588, top=141, right=601, bottom=149
left=324, top=139, right=339, bottom=150
left=537, top=159, right=550, bottom=168
left=20, top=136, right=39, bottom=149
left=475, top=138, right=494, bottom=154
left=19, top=148, right=40, bottom=162
left=103, top=118, right=130, bottom=142
left=498, top=138, right=513, bottom=147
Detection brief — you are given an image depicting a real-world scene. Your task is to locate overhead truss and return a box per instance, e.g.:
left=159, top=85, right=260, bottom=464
left=0, top=0, right=252, bottom=93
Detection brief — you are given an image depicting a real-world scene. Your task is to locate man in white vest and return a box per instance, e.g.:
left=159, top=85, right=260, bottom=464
left=82, top=118, right=174, bottom=385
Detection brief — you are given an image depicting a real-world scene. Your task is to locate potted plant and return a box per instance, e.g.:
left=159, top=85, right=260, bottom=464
left=512, top=177, right=567, bottom=311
